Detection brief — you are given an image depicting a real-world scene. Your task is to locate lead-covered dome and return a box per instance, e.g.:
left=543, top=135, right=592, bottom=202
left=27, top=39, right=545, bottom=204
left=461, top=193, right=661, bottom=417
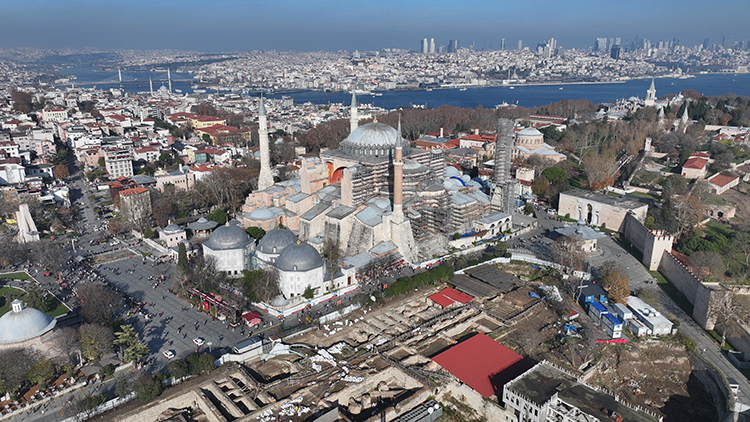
left=339, top=122, right=411, bottom=158
left=274, top=242, right=324, bottom=272
left=0, top=300, right=56, bottom=344
left=257, top=228, right=297, bottom=254
left=203, top=224, right=252, bottom=250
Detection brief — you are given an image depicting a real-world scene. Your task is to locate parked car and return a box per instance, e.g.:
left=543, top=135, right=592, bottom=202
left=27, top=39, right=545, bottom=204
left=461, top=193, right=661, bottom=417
left=163, top=350, right=175, bottom=359
left=193, top=337, right=205, bottom=346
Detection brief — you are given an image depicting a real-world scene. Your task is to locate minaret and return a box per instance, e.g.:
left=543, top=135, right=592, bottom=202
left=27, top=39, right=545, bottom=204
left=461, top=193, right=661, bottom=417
left=349, top=92, right=359, bottom=133
left=645, top=78, right=656, bottom=107
left=257, top=97, right=274, bottom=191
left=491, top=118, right=516, bottom=212
left=393, top=117, right=404, bottom=219
left=167, top=68, right=172, bottom=93
left=149, top=77, right=153, bottom=95
left=118, top=68, right=122, bottom=83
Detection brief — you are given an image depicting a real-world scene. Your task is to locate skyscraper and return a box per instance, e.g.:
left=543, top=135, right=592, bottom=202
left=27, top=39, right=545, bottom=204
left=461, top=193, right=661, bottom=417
left=517, top=40, right=523, bottom=50
left=429, top=38, right=435, bottom=53
left=447, top=39, right=459, bottom=53
left=500, top=38, right=506, bottom=50
left=421, top=38, right=428, bottom=53
left=610, top=45, right=621, bottom=60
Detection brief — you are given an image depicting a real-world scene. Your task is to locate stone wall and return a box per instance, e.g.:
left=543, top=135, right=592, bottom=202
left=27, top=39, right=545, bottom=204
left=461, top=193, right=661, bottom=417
left=658, top=251, right=730, bottom=331
left=114, top=389, right=222, bottom=422
left=623, top=213, right=673, bottom=271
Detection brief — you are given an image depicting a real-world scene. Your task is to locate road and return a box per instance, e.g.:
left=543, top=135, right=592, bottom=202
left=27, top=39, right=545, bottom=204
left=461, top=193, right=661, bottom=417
left=531, top=207, right=750, bottom=412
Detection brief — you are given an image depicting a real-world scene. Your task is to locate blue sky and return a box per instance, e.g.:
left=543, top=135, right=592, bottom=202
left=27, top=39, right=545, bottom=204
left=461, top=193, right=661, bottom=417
left=2, top=0, right=748, bottom=51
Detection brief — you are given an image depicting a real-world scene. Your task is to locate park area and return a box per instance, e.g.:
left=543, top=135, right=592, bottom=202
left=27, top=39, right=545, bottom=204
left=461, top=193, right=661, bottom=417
left=0, top=285, right=69, bottom=318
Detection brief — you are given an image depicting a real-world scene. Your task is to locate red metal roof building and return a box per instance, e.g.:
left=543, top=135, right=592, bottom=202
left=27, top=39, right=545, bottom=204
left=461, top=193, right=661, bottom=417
left=432, top=333, right=529, bottom=398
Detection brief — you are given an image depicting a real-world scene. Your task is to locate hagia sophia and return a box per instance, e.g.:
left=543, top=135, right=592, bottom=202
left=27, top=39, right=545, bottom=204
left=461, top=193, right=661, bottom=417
left=195, top=94, right=554, bottom=311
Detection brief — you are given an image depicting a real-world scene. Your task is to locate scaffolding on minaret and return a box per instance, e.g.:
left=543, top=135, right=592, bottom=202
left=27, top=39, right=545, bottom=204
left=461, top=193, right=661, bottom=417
left=491, top=118, right=518, bottom=213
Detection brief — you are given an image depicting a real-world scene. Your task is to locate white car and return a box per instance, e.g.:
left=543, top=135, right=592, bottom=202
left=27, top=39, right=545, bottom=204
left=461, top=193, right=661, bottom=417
left=193, top=337, right=205, bottom=346
left=163, top=350, right=175, bottom=359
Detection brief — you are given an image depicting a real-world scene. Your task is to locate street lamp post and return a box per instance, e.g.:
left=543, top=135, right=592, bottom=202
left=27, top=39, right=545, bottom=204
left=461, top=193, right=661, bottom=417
left=207, top=341, right=212, bottom=353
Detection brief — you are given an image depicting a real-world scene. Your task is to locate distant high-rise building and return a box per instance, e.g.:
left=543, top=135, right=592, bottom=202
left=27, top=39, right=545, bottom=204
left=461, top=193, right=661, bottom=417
left=517, top=40, right=523, bottom=50
left=438, top=45, right=446, bottom=53
left=429, top=38, right=435, bottom=53
left=703, top=38, right=711, bottom=49
left=610, top=45, right=621, bottom=60
left=447, top=39, right=459, bottom=53
left=500, top=38, right=506, bottom=50
left=596, top=37, right=608, bottom=52
left=421, top=38, right=428, bottom=53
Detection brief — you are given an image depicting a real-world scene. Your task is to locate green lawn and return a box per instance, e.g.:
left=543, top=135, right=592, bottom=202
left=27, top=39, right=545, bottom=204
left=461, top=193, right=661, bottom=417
left=0, top=286, right=69, bottom=318
left=0, top=271, right=33, bottom=281
left=626, top=191, right=657, bottom=201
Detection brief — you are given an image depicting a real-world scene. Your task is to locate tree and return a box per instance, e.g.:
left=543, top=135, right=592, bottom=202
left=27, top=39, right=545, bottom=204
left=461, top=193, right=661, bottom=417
left=24, top=283, right=48, bottom=312
left=598, top=260, right=630, bottom=303
left=115, top=375, right=133, bottom=399
left=114, top=324, right=149, bottom=363
left=582, top=151, right=619, bottom=190
left=167, top=360, right=190, bottom=380
left=245, top=226, right=265, bottom=240
left=303, top=286, right=314, bottom=299
left=0, top=349, right=34, bottom=394
left=143, top=226, right=155, bottom=239
left=688, top=251, right=725, bottom=280
left=550, top=235, right=586, bottom=272
left=240, top=269, right=279, bottom=302
left=79, top=324, right=114, bottom=360
left=77, top=283, right=122, bottom=324
left=97, top=157, right=106, bottom=168
left=207, top=208, right=227, bottom=225
left=11, top=89, right=33, bottom=113
left=26, top=358, right=54, bottom=387
left=541, top=166, right=567, bottom=185
left=53, top=164, right=70, bottom=179
left=177, top=243, right=189, bottom=273
left=669, top=195, right=705, bottom=238
left=134, top=374, right=163, bottom=402
left=186, top=353, right=215, bottom=375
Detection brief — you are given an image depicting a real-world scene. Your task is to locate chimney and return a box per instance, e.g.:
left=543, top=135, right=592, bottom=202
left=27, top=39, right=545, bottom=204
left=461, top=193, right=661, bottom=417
left=474, top=128, right=479, bottom=135
left=439, top=127, right=444, bottom=138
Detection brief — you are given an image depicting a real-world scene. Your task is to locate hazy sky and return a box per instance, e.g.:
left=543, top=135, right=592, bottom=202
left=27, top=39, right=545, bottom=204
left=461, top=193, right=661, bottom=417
left=2, top=0, right=748, bottom=52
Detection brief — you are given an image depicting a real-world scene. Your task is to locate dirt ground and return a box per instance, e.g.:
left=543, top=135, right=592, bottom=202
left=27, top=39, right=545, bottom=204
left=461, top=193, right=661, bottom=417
left=724, top=184, right=750, bottom=221
left=587, top=342, right=717, bottom=422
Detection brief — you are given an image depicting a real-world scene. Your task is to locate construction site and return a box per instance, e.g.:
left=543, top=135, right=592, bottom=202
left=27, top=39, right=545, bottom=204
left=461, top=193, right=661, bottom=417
left=99, top=262, right=720, bottom=422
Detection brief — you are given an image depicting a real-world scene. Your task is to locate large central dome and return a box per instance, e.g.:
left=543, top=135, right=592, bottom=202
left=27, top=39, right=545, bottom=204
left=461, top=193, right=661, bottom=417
left=339, top=122, right=411, bottom=158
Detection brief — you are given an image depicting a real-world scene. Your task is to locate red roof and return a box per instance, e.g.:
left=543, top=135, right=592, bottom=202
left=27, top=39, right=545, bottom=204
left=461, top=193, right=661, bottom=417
left=440, top=287, right=473, bottom=304
left=120, top=187, right=148, bottom=196
left=428, top=292, right=455, bottom=307
left=432, top=333, right=527, bottom=398
left=709, top=171, right=739, bottom=188
left=682, top=157, right=707, bottom=170
left=692, top=152, right=710, bottom=158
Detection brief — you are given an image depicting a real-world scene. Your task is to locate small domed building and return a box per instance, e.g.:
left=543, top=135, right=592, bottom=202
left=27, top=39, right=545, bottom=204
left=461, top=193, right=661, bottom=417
left=0, top=299, right=56, bottom=346
left=202, top=224, right=255, bottom=277
left=274, top=240, right=326, bottom=299
left=254, top=228, right=297, bottom=268
left=512, top=127, right=566, bottom=162
left=160, top=223, right=186, bottom=248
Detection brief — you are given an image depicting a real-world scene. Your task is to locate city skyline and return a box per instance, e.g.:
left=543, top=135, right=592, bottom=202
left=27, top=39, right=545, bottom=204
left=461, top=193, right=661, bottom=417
left=1, top=0, right=748, bottom=52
